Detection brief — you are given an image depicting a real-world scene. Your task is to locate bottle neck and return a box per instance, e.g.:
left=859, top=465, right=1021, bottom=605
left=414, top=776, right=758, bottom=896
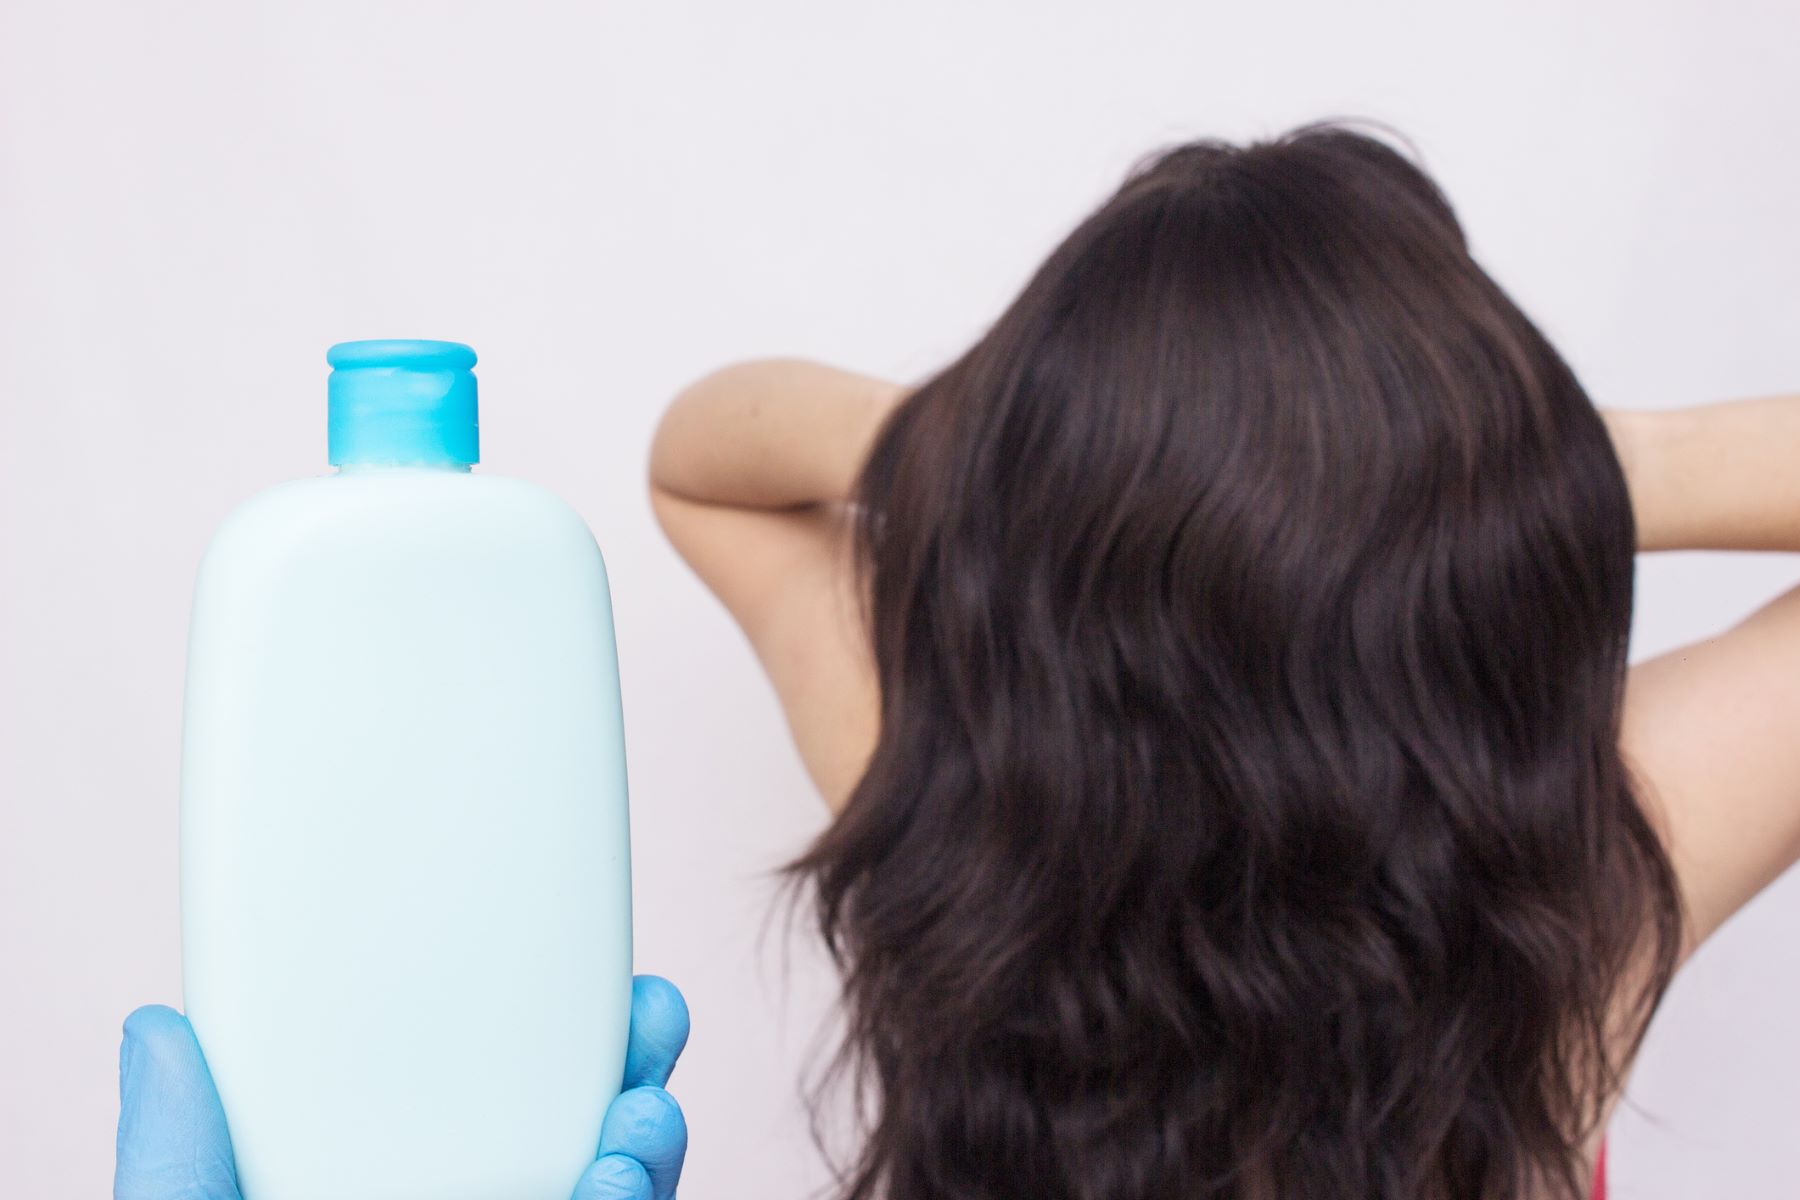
left=334, top=463, right=472, bottom=475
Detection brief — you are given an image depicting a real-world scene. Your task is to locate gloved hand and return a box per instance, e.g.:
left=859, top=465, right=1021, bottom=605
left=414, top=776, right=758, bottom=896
left=114, top=975, right=691, bottom=1200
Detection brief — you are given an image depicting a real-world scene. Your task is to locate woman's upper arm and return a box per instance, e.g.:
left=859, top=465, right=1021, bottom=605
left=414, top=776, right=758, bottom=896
left=649, top=485, right=879, bottom=812
left=1622, top=581, right=1800, bottom=951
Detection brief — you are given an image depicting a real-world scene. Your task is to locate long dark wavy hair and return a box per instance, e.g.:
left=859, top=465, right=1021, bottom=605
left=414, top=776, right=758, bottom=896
left=787, top=121, right=1683, bottom=1200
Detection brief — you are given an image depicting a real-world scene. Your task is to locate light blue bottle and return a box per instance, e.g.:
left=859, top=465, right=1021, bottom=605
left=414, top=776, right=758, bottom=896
left=179, top=341, right=632, bottom=1200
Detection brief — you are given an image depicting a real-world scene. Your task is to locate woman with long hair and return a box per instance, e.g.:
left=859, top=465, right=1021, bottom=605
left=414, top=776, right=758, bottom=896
left=649, top=121, right=1794, bottom=1200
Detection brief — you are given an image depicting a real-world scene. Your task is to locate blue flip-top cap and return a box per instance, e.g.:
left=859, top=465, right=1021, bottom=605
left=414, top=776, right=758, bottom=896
left=327, top=339, right=479, bottom=467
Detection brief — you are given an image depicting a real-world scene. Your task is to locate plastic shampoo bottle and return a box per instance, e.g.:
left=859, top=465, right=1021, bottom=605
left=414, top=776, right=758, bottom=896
left=179, top=340, right=632, bottom=1200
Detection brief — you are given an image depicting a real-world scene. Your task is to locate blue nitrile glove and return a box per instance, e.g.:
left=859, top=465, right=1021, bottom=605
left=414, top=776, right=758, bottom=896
left=115, top=975, right=691, bottom=1200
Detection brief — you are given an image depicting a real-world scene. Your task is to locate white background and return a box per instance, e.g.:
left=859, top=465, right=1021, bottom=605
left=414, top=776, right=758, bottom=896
left=3, top=2, right=1798, bottom=1196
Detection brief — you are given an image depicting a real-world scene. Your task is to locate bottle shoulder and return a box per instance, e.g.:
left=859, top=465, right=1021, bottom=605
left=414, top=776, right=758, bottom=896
left=197, top=470, right=604, bottom=585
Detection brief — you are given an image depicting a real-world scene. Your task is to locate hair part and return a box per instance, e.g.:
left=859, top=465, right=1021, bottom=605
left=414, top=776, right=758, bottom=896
left=788, top=119, right=1683, bottom=1200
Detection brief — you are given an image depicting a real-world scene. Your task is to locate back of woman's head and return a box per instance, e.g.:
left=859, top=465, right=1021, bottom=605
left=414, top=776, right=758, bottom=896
left=789, top=120, right=1683, bottom=1200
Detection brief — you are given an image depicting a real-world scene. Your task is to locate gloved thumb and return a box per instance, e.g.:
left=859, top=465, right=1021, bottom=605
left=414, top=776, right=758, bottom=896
left=115, top=1005, right=240, bottom=1200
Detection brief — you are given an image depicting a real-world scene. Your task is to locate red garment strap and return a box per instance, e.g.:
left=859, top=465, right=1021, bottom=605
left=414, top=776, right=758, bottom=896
left=1592, top=1138, right=1607, bottom=1200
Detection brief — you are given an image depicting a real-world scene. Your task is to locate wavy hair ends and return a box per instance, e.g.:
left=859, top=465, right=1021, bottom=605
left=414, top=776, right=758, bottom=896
left=787, top=120, right=1683, bottom=1200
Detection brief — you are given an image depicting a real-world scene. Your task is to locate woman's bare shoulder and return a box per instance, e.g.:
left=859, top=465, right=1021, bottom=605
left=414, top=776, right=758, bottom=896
left=1622, top=581, right=1800, bottom=954
left=650, top=486, right=878, bottom=812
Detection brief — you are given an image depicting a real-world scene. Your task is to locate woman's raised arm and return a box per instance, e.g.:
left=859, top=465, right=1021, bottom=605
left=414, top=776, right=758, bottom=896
left=1606, top=395, right=1800, bottom=553
left=647, top=359, right=903, bottom=809
left=1606, top=393, right=1800, bottom=954
left=650, top=358, right=905, bottom=513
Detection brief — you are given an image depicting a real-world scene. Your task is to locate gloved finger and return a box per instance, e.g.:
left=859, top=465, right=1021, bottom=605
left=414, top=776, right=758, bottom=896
left=622, top=975, right=689, bottom=1090
left=569, top=1153, right=653, bottom=1200
left=596, top=1085, right=686, bottom=1200
left=115, top=1005, right=240, bottom=1200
